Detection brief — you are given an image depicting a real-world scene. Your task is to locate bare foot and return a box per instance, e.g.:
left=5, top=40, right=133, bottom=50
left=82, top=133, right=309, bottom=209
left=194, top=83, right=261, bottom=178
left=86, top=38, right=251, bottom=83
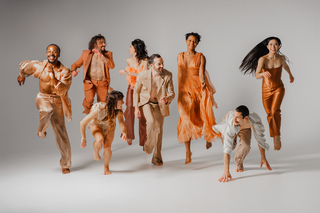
left=93, top=151, right=101, bottom=161
left=206, top=141, right=212, bottom=149
left=62, top=168, right=70, bottom=174
left=37, top=131, right=47, bottom=138
left=235, top=167, right=244, bottom=172
left=185, top=152, right=192, bottom=165
left=103, top=167, right=112, bottom=175
left=274, top=136, right=282, bottom=151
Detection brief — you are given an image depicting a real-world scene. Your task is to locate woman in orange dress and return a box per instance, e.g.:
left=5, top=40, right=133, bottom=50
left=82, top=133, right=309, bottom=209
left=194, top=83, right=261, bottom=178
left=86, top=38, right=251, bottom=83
left=240, top=37, right=294, bottom=150
left=177, top=32, right=219, bottom=164
left=119, top=39, right=148, bottom=147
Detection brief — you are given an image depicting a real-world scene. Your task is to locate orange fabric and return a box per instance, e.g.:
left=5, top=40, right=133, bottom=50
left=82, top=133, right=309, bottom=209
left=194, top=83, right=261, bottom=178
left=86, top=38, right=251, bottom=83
left=262, top=66, right=285, bottom=137
left=177, top=52, right=220, bottom=143
left=71, top=50, right=115, bottom=81
left=125, top=66, right=143, bottom=87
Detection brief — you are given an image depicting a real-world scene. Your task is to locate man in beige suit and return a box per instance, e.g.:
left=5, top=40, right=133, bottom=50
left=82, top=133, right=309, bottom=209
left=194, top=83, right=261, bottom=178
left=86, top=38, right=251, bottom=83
left=133, top=54, right=175, bottom=166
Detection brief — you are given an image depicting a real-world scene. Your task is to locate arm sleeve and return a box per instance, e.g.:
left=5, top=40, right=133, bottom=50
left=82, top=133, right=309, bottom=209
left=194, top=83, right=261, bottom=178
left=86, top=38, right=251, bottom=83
left=19, top=60, right=42, bottom=78
left=53, top=68, right=72, bottom=96
left=166, top=73, right=175, bottom=105
left=102, top=51, right=115, bottom=69
left=70, top=52, right=84, bottom=71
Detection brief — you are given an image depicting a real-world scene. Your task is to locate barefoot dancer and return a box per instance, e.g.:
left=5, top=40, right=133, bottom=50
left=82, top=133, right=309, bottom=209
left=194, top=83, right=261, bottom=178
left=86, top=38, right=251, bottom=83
left=177, top=32, right=219, bottom=165
left=17, top=44, right=72, bottom=174
left=119, top=39, right=148, bottom=147
left=213, top=105, right=272, bottom=183
left=80, top=91, right=130, bottom=175
left=239, top=37, right=294, bottom=150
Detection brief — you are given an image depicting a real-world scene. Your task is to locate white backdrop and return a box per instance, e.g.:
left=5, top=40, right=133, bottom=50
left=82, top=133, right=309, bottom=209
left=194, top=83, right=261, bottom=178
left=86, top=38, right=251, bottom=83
left=0, top=0, right=319, bottom=212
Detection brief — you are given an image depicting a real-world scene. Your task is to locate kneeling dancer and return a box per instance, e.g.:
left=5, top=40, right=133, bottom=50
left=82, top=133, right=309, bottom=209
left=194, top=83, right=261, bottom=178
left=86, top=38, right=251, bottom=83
left=80, top=90, right=130, bottom=175
left=213, top=105, right=272, bottom=182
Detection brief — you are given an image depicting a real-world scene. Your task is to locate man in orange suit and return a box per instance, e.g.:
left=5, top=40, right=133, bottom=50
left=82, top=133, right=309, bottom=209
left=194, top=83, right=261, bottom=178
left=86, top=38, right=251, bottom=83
left=71, top=34, right=115, bottom=114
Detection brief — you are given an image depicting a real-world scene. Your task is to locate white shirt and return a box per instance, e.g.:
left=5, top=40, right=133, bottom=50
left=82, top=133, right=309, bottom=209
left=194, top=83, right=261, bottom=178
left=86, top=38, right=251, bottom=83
left=213, top=110, right=270, bottom=154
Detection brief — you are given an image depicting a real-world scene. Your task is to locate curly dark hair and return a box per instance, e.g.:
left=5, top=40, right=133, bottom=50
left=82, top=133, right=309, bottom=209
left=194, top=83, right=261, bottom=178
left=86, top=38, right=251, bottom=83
left=185, top=32, right=201, bottom=42
left=88, top=34, right=106, bottom=52
left=103, top=90, right=124, bottom=127
left=46, top=44, right=61, bottom=53
left=239, top=36, right=288, bottom=75
left=132, top=39, right=148, bottom=64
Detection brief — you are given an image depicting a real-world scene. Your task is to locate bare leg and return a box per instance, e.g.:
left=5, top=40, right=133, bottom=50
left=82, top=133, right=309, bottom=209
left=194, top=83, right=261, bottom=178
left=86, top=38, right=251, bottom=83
left=90, top=125, right=104, bottom=161
left=185, top=139, right=192, bottom=165
left=103, top=128, right=115, bottom=175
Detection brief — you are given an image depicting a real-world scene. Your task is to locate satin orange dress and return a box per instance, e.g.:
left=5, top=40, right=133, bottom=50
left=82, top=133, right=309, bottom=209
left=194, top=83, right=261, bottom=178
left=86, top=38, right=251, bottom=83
left=177, top=52, right=219, bottom=143
left=262, top=65, right=285, bottom=137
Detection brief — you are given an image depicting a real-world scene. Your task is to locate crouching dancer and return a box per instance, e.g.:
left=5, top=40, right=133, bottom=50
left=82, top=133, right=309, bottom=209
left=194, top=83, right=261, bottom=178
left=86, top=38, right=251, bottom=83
left=213, top=105, right=272, bottom=182
left=80, top=90, right=130, bottom=175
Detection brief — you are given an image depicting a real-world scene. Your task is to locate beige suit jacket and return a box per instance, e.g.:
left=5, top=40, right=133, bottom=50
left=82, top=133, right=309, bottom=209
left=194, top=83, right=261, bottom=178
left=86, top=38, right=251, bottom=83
left=133, top=69, right=175, bottom=117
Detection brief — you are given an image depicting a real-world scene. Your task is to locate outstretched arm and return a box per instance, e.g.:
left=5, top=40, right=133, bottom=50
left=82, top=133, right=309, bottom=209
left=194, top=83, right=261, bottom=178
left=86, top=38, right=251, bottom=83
left=281, top=56, right=294, bottom=83
left=218, top=153, right=234, bottom=182
left=79, top=109, right=98, bottom=148
left=117, top=112, right=130, bottom=145
left=18, top=60, right=40, bottom=85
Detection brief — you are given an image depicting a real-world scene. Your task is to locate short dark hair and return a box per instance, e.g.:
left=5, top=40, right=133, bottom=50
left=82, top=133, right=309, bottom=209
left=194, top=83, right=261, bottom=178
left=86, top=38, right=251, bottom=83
left=148, top=54, right=161, bottom=65
left=185, top=32, right=201, bottom=42
left=235, top=105, right=249, bottom=118
left=88, top=34, right=106, bottom=51
left=46, top=44, right=60, bottom=53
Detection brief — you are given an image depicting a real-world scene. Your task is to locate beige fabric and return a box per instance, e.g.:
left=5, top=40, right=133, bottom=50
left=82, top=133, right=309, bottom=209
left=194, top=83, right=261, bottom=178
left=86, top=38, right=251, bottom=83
left=232, top=128, right=252, bottom=170
left=133, top=69, right=175, bottom=117
left=19, top=60, right=72, bottom=121
left=142, top=103, right=164, bottom=164
left=36, top=92, right=71, bottom=169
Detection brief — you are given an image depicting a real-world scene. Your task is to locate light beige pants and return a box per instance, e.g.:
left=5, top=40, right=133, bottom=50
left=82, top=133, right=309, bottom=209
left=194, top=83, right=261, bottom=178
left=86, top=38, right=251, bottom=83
left=142, top=103, right=164, bottom=164
left=232, top=128, right=251, bottom=170
left=36, top=93, right=71, bottom=169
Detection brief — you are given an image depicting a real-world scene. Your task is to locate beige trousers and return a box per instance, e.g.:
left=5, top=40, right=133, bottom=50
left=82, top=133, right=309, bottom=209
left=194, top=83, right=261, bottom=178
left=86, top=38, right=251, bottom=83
left=36, top=93, right=71, bottom=169
left=232, top=128, right=251, bottom=170
left=142, top=103, right=164, bottom=164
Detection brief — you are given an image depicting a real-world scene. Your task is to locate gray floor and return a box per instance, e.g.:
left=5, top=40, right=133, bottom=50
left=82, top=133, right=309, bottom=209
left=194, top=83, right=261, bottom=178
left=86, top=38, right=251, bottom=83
left=1, top=132, right=319, bottom=213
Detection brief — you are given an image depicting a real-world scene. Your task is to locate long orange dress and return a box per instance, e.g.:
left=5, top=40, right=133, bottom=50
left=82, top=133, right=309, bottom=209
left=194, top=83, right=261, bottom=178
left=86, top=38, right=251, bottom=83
left=177, top=52, right=220, bottom=143
left=262, top=65, right=285, bottom=137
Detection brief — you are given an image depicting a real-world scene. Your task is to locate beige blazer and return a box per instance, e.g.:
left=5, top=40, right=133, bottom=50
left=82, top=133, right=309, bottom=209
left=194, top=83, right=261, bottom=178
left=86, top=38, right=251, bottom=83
left=133, top=69, right=175, bottom=117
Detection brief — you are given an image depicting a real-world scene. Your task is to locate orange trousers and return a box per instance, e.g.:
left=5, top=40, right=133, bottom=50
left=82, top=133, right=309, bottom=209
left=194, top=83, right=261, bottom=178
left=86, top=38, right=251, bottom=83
left=82, top=80, right=109, bottom=114
left=124, top=85, right=147, bottom=146
left=262, top=86, right=285, bottom=137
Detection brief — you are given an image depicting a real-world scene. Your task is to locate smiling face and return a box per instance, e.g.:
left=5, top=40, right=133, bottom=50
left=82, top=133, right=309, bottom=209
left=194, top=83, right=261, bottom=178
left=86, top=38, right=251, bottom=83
left=267, top=39, right=280, bottom=54
left=150, top=57, right=164, bottom=72
left=233, top=110, right=248, bottom=126
left=186, top=35, right=199, bottom=51
left=94, top=38, right=106, bottom=52
left=116, top=99, right=124, bottom=110
left=46, top=45, right=60, bottom=64
left=129, top=44, right=136, bottom=56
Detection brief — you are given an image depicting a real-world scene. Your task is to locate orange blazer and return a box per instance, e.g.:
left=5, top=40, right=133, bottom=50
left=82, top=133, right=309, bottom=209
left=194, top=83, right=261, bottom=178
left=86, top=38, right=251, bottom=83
left=71, top=50, right=115, bottom=81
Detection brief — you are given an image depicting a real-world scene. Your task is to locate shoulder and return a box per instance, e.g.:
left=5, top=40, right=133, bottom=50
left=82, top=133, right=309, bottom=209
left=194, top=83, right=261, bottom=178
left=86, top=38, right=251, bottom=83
left=82, top=50, right=90, bottom=54
left=126, top=57, right=134, bottom=65
left=58, top=61, right=71, bottom=73
left=163, top=69, right=173, bottom=77
left=249, top=112, right=262, bottom=122
left=92, top=102, right=106, bottom=112
left=104, top=50, right=113, bottom=56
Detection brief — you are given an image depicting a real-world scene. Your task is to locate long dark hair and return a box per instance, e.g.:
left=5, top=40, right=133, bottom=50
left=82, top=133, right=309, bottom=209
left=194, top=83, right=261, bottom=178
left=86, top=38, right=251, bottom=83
left=239, top=36, right=287, bottom=75
left=104, top=90, right=124, bottom=127
left=132, top=39, right=148, bottom=64
left=88, top=34, right=106, bottom=52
